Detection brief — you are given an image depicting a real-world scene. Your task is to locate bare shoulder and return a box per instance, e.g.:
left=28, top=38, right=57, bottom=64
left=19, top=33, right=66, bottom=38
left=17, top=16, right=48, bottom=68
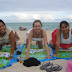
left=42, top=29, right=46, bottom=32
left=56, top=28, right=61, bottom=37
left=30, top=29, right=33, bottom=33
left=56, top=28, right=61, bottom=34
left=42, top=29, right=46, bottom=34
left=42, top=29, right=47, bottom=37
left=10, top=30, right=14, bottom=34
left=57, top=28, right=60, bottom=32
left=29, top=29, right=33, bottom=35
left=10, top=30, right=15, bottom=35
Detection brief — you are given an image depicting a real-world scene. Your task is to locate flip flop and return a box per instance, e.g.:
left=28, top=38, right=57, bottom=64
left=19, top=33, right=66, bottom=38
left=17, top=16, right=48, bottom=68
left=40, top=62, right=53, bottom=70
left=46, top=64, right=63, bottom=72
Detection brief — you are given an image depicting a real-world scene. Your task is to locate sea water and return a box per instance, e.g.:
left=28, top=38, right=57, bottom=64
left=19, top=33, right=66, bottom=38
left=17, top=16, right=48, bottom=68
left=5, top=22, right=72, bottom=30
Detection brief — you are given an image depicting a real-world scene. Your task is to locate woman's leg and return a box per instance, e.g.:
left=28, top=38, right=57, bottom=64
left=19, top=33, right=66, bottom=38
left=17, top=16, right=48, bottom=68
left=49, top=40, right=56, bottom=49
left=37, top=41, right=43, bottom=48
left=26, top=39, right=28, bottom=48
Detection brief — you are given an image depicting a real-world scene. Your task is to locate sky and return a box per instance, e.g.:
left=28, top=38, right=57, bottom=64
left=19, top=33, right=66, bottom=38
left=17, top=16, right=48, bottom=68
left=0, top=0, right=72, bottom=22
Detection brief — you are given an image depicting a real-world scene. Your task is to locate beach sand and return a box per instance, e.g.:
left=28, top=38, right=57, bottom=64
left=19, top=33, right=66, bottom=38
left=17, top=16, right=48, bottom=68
left=0, top=30, right=68, bottom=72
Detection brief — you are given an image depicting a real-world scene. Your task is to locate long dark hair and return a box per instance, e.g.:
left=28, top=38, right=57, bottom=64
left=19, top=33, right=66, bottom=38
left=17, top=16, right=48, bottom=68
left=0, top=19, right=6, bottom=26
left=33, top=20, right=42, bottom=27
left=60, top=21, right=69, bottom=28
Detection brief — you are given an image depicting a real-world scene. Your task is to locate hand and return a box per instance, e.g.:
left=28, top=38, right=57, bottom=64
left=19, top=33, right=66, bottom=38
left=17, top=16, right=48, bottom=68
left=53, top=54, right=58, bottom=57
left=45, top=55, right=51, bottom=59
left=25, top=56, right=31, bottom=59
left=7, top=56, right=13, bottom=60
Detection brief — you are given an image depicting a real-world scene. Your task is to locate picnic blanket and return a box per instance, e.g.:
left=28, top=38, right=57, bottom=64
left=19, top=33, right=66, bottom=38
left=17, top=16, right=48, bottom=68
left=0, top=46, right=20, bottom=69
left=49, top=45, right=72, bottom=60
left=18, top=44, right=55, bottom=62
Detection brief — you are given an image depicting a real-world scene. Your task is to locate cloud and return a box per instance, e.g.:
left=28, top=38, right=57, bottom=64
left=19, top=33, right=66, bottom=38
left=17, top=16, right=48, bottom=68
left=0, top=11, right=72, bottom=22
left=13, top=12, right=55, bottom=22
left=14, top=13, right=28, bottom=19
left=32, top=14, right=40, bottom=20
left=67, top=15, right=72, bottom=19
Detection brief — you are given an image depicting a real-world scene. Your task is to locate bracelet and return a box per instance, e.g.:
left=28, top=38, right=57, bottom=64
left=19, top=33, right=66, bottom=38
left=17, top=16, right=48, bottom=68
left=10, top=55, right=13, bottom=57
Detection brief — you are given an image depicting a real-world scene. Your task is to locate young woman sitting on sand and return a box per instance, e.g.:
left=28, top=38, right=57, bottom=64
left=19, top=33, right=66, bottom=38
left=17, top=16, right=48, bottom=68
left=25, top=20, right=51, bottom=59
left=0, top=19, right=20, bottom=60
left=49, top=21, right=72, bottom=57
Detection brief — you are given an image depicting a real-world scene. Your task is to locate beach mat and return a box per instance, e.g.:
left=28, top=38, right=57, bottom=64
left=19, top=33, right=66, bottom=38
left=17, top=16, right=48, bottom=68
left=49, top=45, right=72, bottom=60
left=17, top=44, right=55, bottom=62
left=0, top=46, right=20, bottom=69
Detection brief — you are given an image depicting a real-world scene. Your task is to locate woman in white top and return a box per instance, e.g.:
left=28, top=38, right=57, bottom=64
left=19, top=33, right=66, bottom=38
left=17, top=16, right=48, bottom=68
left=0, top=19, right=20, bottom=60
left=49, top=21, right=72, bottom=57
left=26, top=20, right=51, bottom=59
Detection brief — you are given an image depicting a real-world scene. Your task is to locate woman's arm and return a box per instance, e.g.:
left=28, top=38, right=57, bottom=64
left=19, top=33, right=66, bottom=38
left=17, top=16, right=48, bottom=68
left=43, top=30, right=50, bottom=58
left=54, top=29, right=61, bottom=56
left=25, top=30, right=32, bottom=59
left=7, top=31, right=16, bottom=60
